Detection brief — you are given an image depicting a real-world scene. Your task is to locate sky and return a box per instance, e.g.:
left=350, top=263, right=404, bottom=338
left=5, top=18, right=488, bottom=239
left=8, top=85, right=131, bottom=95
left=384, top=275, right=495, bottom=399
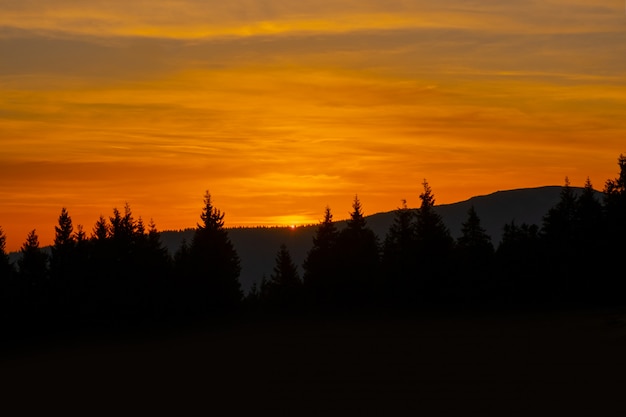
left=1, top=0, right=626, bottom=251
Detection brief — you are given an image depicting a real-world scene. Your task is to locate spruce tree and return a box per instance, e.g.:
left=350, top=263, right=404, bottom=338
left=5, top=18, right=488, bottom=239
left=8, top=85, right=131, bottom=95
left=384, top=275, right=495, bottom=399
left=303, top=206, right=339, bottom=307
left=187, top=191, right=242, bottom=314
left=18, top=229, right=48, bottom=282
left=51, top=208, right=76, bottom=280
left=50, top=208, right=77, bottom=314
left=382, top=200, right=417, bottom=304
left=0, top=226, right=12, bottom=280
left=602, top=154, right=626, bottom=301
left=540, top=178, right=580, bottom=301
left=18, top=229, right=49, bottom=314
left=264, top=244, right=302, bottom=311
left=414, top=180, right=453, bottom=301
left=0, top=226, right=15, bottom=321
left=496, top=221, right=542, bottom=304
left=454, top=206, right=494, bottom=302
left=336, top=196, right=380, bottom=307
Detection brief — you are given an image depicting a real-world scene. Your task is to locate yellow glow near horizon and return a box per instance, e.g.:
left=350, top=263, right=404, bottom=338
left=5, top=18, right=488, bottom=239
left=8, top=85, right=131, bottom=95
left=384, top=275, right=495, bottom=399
left=1, top=1, right=625, bottom=252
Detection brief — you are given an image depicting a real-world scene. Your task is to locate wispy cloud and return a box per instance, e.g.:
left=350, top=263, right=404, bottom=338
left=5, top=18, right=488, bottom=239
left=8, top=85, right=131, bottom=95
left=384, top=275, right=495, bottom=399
left=1, top=0, right=625, bottom=250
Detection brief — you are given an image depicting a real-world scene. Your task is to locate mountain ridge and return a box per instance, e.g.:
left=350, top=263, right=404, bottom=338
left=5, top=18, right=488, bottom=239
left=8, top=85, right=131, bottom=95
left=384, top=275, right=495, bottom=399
left=159, top=185, right=600, bottom=292
left=9, top=185, right=602, bottom=293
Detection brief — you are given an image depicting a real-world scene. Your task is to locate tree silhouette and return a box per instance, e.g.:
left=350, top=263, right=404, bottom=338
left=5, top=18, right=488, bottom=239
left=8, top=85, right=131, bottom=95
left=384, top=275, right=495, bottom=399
left=496, top=221, right=542, bottom=304
left=335, top=196, right=380, bottom=307
left=571, top=178, right=605, bottom=303
left=19, top=229, right=48, bottom=281
left=382, top=199, right=417, bottom=305
left=186, top=191, right=242, bottom=314
left=0, top=226, right=12, bottom=280
left=303, top=206, right=339, bottom=308
left=50, top=208, right=77, bottom=316
left=263, top=244, right=303, bottom=311
left=415, top=180, right=453, bottom=301
left=454, top=205, right=494, bottom=303
left=540, top=178, right=580, bottom=301
left=0, top=226, right=15, bottom=322
left=542, top=177, right=577, bottom=244
left=603, top=154, right=626, bottom=301
left=18, top=229, right=49, bottom=317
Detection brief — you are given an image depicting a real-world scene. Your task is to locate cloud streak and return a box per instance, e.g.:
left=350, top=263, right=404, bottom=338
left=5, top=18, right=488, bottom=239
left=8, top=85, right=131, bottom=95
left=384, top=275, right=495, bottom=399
left=1, top=0, right=625, bottom=250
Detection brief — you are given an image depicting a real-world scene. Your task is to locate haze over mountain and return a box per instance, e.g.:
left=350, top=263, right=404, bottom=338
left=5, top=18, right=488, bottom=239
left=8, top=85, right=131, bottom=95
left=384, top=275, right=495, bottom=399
left=7, top=185, right=600, bottom=293
left=158, top=185, right=598, bottom=292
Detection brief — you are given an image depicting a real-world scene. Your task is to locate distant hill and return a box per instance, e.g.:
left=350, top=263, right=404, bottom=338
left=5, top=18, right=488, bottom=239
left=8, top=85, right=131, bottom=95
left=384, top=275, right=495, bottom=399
left=9, top=186, right=602, bottom=294
left=159, top=185, right=601, bottom=293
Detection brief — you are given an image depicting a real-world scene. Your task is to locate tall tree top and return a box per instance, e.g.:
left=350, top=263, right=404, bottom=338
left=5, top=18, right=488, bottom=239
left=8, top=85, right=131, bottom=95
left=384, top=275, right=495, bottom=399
left=92, top=215, right=109, bottom=241
left=199, top=190, right=225, bottom=231
left=312, top=206, right=338, bottom=247
left=270, top=244, right=301, bottom=287
left=0, top=226, right=6, bottom=255
left=419, top=179, right=435, bottom=210
left=347, top=195, right=367, bottom=230
left=21, top=229, right=40, bottom=253
left=54, top=207, right=75, bottom=248
left=605, top=154, right=626, bottom=198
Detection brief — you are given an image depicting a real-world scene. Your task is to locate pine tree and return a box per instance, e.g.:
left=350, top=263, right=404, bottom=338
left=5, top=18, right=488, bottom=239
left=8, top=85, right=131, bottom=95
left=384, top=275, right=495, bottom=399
left=0, top=226, right=15, bottom=321
left=18, top=229, right=48, bottom=281
left=0, top=226, right=13, bottom=280
left=263, top=244, right=302, bottom=311
left=187, top=191, right=242, bottom=314
left=604, top=154, right=626, bottom=244
left=454, top=206, right=494, bottom=302
left=540, top=178, right=581, bottom=301
left=541, top=177, right=577, bottom=245
left=496, top=221, right=542, bottom=304
left=303, top=206, right=339, bottom=307
left=50, top=208, right=77, bottom=315
left=51, top=207, right=76, bottom=280
left=382, top=199, right=417, bottom=303
left=92, top=215, right=109, bottom=242
left=414, top=180, right=453, bottom=300
left=602, top=154, right=626, bottom=302
left=18, top=229, right=49, bottom=314
left=335, top=196, right=380, bottom=307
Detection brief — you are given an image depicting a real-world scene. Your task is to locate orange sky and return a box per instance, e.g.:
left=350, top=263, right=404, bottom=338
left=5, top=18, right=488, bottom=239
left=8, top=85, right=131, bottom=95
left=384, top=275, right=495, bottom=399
left=1, top=0, right=626, bottom=252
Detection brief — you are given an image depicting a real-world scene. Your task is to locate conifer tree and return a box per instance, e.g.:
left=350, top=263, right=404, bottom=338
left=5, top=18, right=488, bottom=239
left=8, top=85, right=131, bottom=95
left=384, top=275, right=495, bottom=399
left=576, top=177, right=604, bottom=243
left=382, top=200, right=417, bottom=302
left=0, top=226, right=15, bottom=321
left=541, top=177, right=577, bottom=245
left=496, top=221, right=542, bottom=303
left=303, top=206, right=339, bottom=306
left=51, top=207, right=76, bottom=280
left=454, top=206, right=494, bottom=301
left=604, top=154, right=626, bottom=244
left=336, top=196, right=380, bottom=307
left=602, top=154, right=626, bottom=301
left=0, top=226, right=12, bottom=280
left=187, top=191, right=242, bottom=313
left=263, top=244, right=302, bottom=311
left=18, top=229, right=49, bottom=313
left=540, top=178, right=581, bottom=300
left=414, top=180, right=453, bottom=300
left=50, top=208, right=77, bottom=314
left=18, top=229, right=48, bottom=281
left=92, top=215, right=109, bottom=242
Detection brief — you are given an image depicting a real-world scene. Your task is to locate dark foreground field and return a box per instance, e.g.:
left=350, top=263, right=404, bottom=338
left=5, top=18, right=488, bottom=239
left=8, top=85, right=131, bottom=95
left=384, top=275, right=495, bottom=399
left=3, top=308, right=626, bottom=416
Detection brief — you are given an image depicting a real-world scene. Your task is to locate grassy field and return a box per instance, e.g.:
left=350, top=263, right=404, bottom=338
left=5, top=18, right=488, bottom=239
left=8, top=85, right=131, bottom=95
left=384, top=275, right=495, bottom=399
left=3, top=308, right=626, bottom=415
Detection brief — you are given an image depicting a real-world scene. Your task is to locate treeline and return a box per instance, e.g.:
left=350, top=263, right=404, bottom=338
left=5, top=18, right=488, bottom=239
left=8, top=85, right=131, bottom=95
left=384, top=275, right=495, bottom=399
left=1, top=155, right=626, bottom=329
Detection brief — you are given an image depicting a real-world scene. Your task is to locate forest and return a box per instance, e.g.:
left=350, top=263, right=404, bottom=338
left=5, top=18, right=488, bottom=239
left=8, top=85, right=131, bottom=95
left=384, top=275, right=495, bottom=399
left=1, top=154, right=625, bottom=334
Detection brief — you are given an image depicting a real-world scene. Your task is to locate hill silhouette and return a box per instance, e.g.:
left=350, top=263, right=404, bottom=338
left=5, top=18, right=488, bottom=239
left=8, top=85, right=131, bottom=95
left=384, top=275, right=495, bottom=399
left=156, top=185, right=598, bottom=292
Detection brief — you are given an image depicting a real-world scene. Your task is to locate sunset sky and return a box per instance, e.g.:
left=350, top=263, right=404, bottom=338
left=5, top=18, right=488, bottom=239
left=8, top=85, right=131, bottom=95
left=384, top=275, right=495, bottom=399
left=1, top=0, right=625, bottom=251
